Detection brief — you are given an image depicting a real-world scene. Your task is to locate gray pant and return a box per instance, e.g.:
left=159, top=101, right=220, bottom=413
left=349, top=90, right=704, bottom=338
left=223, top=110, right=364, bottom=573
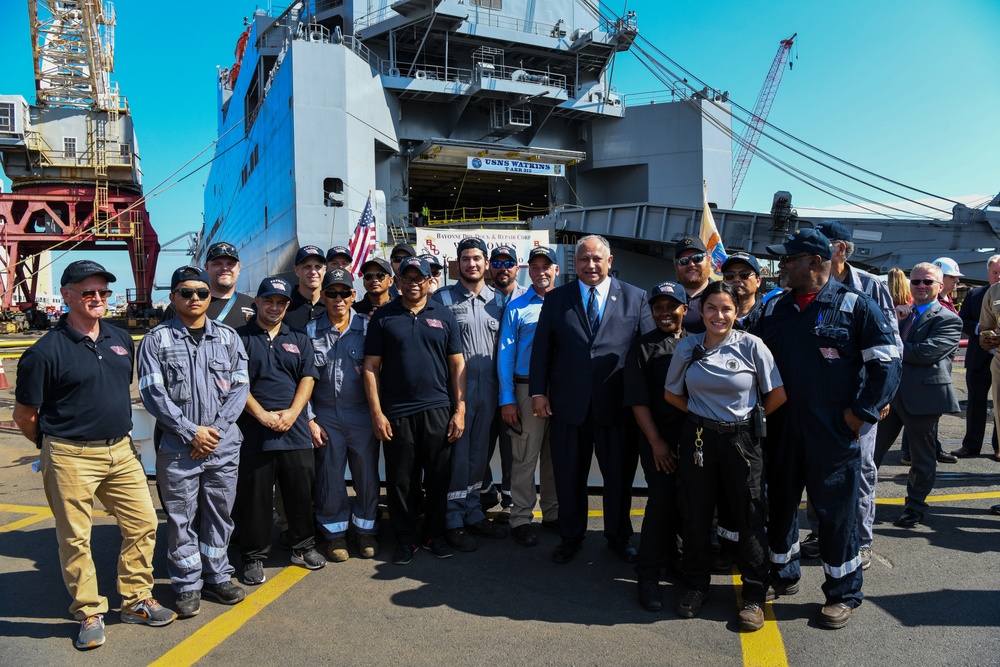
left=314, top=407, right=380, bottom=538
left=509, top=382, right=558, bottom=528
left=875, top=400, right=942, bottom=513
left=445, top=379, right=496, bottom=529
left=808, top=421, right=877, bottom=548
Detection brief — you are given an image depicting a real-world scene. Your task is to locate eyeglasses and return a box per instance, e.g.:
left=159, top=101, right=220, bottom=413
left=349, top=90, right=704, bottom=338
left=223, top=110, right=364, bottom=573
left=723, top=270, right=755, bottom=281
left=175, top=287, right=211, bottom=300
left=324, top=289, right=353, bottom=300
left=69, top=288, right=113, bottom=300
left=431, top=269, right=442, bottom=277
left=363, top=272, right=388, bottom=281
left=391, top=256, right=408, bottom=264
left=491, top=260, right=516, bottom=270
left=675, top=253, right=706, bottom=266
left=400, top=275, right=429, bottom=285
left=910, top=279, right=938, bottom=286
left=779, top=253, right=812, bottom=264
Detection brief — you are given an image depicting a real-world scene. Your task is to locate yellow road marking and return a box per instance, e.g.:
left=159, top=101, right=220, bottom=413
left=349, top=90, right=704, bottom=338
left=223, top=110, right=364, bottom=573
left=0, top=512, right=53, bottom=533
left=875, top=490, right=1000, bottom=506
left=732, top=571, right=789, bottom=667
left=0, top=502, right=111, bottom=533
left=0, top=503, right=54, bottom=514
left=149, top=566, right=312, bottom=667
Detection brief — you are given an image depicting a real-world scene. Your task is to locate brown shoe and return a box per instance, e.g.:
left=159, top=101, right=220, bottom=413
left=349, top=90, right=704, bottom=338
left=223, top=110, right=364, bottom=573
left=357, top=534, right=379, bottom=559
left=326, top=537, right=349, bottom=562
left=676, top=589, right=710, bottom=618
left=738, top=601, right=765, bottom=632
left=818, top=602, right=852, bottom=629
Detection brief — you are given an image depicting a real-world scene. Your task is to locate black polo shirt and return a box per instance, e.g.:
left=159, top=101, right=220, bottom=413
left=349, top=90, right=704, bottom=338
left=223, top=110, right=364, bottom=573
left=236, top=318, right=318, bottom=452
left=364, top=298, right=462, bottom=419
left=161, top=292, right=257, bottom=328
left=623, top=328, right=687, bottom=440
left=352, top=295, right=391, bottom=316
left=16, top=318, right=134, bottom=441
left=282, top=286, right=325, bottom=332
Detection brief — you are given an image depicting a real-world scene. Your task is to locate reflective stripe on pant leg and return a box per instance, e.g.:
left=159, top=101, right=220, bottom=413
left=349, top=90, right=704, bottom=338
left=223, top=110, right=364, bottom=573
left=157, top=444, right=205, bottom=591
left=313, top=411, right=351, bottom=539
left=198, top=447, right=239, bottom=584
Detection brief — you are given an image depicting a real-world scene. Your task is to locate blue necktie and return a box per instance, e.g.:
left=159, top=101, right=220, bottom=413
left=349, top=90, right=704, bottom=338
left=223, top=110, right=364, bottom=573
left=587, top=286, right=600, bottom=335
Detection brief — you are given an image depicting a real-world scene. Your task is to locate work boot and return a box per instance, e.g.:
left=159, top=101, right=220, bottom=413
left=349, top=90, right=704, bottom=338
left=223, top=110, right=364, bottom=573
left=175, top=590, right=201, bottom=618
left=202, top=581, right=246, bottom=605
left=738, top=601, right=765, bottom=632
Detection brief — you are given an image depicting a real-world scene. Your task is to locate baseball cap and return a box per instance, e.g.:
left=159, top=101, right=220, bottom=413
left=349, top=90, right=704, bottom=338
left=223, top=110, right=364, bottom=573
left=720, top=252, right=762, bottom=276
left=398, top=256, right=431, bottom=277
left=528, top=246, right=558, bottom=264
left=766, top=228, right=833, bottom=260
left=490, top=245, right=518, bottom=263
left=170, top=265, right=211, bottom=291
left=205, top=241, right=240, bottom=262
left=322, top=268, right=354, bottom=289
left=933, top=257, right=963, bottom=277
left=257, top=276, right=293, bottom=299
left=294, top=245, right=325, bottom=265
left=456, top=237, right=488, bottom=256
left=814, top=221, right=852, bottom=242
left=675, top=236, right=707, bottom=256
left=391, top=243, right=416, bottom=259
left=60, top=260, right=116, bottom=287
left=360, top=257, right=392, bottom=275
left=420, top=253, right=443, bottom=269
left=326, top=245, right=352, bottom=262
left=648, top=281, right=688, bottom=305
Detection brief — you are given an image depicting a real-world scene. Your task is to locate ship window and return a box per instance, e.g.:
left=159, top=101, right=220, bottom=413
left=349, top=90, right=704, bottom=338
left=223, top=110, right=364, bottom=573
left=120, top=143, right=130, bottom=157
left=0, top=103, right=13, bottom=132
left=471, top=0, right=502, bottom=8
left=64, top=137, right=77, bottom=159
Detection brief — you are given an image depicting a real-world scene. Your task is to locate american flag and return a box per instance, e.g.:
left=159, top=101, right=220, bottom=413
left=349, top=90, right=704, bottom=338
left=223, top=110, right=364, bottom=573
left=347, top=194, right=377, bottom=279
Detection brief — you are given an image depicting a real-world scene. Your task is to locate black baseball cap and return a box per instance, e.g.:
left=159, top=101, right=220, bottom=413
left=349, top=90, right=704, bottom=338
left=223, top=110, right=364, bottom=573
left=720, top=253, right=762, bottom=276
left=391, top=243, right=416, bottom=260
left=420, top=253, right=443, bottom=269
left=456, top=237, right=488, bottom=256
left=490, top=245, right=518, bottom=263
left=648, top=281, right=688, bottom=305
left=766, top=228, right=834, bottom=260
left=170, top=265, right=211, bottom=291
left=61, top=260, right=116, bottom=287
left=205, top=241, right=239, bottom=262
left=675, top=236, right=707, bottom=256
left=322, top=269, right=354, bottom=289
left=528, top=246, right=558, bottom=264
left=814, top=221, right=852, bottom=243
left=360, top=257, right=392, bottom=275
left=257, top=276, right=293, bottom=299
left=295, top=245, right=326, bottom=265
left=398, top=256, right=431, bottom=277
left=326, top=245, right=352, bottom=262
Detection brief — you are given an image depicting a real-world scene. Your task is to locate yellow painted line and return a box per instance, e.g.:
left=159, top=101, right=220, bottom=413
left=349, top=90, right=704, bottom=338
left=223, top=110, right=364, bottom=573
left=0, top=512, right=53, bottom=533
left=0, top=502, right=111, bottom=533
left=0, top=502, right=53, bottom=514
left=875, top=490, right=1000, bottom=506
left=732, top=571, right=789, bottom=667
left=149, top=565, right=311, bottom=667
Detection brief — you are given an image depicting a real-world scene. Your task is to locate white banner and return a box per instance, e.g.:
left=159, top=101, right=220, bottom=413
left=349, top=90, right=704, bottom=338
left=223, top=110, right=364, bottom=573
left=415, top=228, right=551, bottom=267
left=467, top=156, right=565, bottom=177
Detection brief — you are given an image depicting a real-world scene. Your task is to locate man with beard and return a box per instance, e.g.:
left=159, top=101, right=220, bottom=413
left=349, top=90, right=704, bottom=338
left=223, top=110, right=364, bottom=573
left=432, top=238, right=508, bottom=551
left=420, top=253, right=443, bottom=293
left=721, top=253, right=763, bottom=329
left=674, top=237, right=713, bottom=334
left=284, top=246, right=328, bottom=331
left=480, top=245, right=528, bottom=517
left=624, top=281, right=688, bottom=611
left=160, top=242, right=256, bottom=327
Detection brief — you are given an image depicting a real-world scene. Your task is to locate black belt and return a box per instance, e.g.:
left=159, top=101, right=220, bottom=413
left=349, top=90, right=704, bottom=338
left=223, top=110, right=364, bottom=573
left=514, top=375, right=530, bottom=384
left=688, top=413, right=750, bottom=434
left=51, top=436, right=127, bottom=447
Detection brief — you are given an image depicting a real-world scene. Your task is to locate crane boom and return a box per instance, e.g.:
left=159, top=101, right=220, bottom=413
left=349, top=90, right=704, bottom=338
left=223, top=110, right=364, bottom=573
left=731, top=33, right=796, bottom=204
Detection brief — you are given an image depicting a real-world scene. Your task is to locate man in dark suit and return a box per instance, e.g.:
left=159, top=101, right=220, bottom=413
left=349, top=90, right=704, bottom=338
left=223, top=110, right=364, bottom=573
left=952, top=255, right=1000, bottom=459
left=874, top=262, right=962, bottom=528
left=529, top=235, right=653, bottom=564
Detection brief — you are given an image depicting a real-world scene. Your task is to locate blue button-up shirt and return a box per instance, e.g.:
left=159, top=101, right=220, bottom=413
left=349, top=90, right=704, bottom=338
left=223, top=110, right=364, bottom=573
left=497, top=287, right=545, bottom=406
left=307, top=312, right=368, bottom=412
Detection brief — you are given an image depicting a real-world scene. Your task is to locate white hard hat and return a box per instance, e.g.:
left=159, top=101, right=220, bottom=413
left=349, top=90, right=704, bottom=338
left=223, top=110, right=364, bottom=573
left=933, top=257, right=963, bottom=277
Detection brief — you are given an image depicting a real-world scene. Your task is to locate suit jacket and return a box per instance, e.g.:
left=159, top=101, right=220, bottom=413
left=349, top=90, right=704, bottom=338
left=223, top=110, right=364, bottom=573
left=529, top=277, right=653, bottom=427
left=894, top=301, right=962, bottom=416
left=960, top=284, right=992, bottom=370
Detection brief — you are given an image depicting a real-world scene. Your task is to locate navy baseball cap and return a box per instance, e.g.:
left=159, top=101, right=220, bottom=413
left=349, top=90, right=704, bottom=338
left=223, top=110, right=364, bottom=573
left=322, top=268, right=354, bottom=289
left=61, top=260, right=116, bottom=286
left=360, top=256, right=392, bottom=275
left=675, top=236, right=707, bottom=256
left=205, top=241, right=240, bottom=262
left=326, top=245, right=352, bottom=262
left=391, top=243, right=416, bottom=259
left=720, top=253, right=762, bottom=276
left=490, top=245, right=518, bottom=263
left=456, top=237, right=488, bottom=256
left=766, top=228, right=833, bottom=260
left=814, top=221, right=852, bottom=242
left=420, top=253, right=443, bottom=269
left=294, top=245, right=325, bottom=265
left=257, top=276, right=293, bottom=299
left=398, top=256, right=431, bottom=277
left=648, top=281, right=688, bottom=305
left=170, top=265, right=211, bottom=291
left=528, top=246, right=558, bottom=264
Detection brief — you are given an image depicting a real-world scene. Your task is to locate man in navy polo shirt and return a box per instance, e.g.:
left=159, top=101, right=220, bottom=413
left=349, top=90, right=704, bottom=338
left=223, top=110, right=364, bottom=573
left=363, top=256, right=466, bottom=564
left=14, top=260, right=176, bottom=650
left=284, top=245, right=328, bottom=331
left=235, top=276, right=325, bottom=584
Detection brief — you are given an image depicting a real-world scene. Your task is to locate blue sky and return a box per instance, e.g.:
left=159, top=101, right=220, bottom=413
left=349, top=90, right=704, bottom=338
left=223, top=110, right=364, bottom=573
left=1, top=0, right=997, bottom=296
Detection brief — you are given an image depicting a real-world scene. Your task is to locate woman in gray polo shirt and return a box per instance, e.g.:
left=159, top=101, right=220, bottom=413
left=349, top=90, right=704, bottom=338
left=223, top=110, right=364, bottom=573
left=664, top=281, right=786, bottom=632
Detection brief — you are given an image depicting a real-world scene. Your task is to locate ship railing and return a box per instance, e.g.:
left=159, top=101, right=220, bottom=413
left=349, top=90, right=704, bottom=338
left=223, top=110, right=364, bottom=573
left=343, top=36, right=385, bottom=72
left=354, top=5, right=555, bottom=38
left=571, top=84, right=623, bottom=106
left=424, top=204, right=551, bottom=226
left=623, top=89, right=689, bottom=106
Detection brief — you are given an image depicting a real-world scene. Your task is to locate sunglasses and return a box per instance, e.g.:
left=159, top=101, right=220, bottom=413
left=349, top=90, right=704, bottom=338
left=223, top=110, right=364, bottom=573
left=323, top=289, right=353, bottom=300
left=779, top=253, right=812, bottom=264
left=69, top=288, right=113, bottom=299
left=723, top=270, right=755, bottom=281
left=400, top=275, right=429, bottom=285
left=431, top=268, right=442, bottom=277
left=206, top=243, right=238, bottom=260
left=363, top=272, right=388, bottom=281
left=910, top=279, right=938, bottom=286
left=675, top=253, right=706, bottom=266
left=491, top=260, right=516, bottom=269
left=391, top=256, right=408, bottom=264
left=175, top=287, right=211, bottom=300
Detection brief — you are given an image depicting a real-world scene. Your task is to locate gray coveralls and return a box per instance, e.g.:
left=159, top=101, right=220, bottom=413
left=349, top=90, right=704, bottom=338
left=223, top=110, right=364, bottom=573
left=433, top=282, right=503, bottom=529
left=307, top=313, right=379, bottom=539
left=138, top=319, right=249, bottom=592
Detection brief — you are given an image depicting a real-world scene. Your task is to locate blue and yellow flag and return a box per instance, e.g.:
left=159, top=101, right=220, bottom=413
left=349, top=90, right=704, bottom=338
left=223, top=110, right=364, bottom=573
left=700, top=180, right=727, bottom=280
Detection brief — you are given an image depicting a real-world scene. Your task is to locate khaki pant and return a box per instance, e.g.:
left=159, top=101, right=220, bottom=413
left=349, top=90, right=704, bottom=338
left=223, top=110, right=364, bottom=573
left=992, top=355, right=1000, bottom=446
left=41, top=435, right=157, bottom=619
left=509, top=383, right=558, bottom=528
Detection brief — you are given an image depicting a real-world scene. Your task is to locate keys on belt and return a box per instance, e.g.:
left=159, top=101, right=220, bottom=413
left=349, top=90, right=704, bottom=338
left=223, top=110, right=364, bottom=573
left=688, top=413, right=751, bottom=434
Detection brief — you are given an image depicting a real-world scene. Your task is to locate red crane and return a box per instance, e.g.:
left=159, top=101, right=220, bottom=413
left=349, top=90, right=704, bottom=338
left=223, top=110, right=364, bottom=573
left=731, top=33, right=796, bottom=205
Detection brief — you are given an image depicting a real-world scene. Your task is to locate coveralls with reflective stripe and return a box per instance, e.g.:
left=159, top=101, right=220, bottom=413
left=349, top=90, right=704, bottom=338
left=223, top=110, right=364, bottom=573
left=307, top=313, right=379, bottom=538
left=138, top=319, right=250, bottom=592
